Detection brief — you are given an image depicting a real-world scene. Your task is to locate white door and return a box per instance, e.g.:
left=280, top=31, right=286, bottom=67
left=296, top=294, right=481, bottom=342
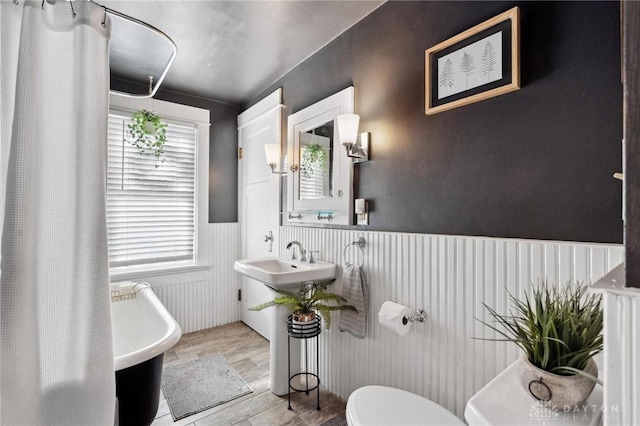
left=238, top=89, right=282, bottom=339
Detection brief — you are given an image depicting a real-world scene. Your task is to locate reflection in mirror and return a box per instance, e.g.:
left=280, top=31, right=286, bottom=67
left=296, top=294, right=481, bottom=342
left=299, top=121, right=334, bottom=200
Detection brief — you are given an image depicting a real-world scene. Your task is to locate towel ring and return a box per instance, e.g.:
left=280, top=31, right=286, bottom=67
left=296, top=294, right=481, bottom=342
left=343, top=237, right=365, bottom=267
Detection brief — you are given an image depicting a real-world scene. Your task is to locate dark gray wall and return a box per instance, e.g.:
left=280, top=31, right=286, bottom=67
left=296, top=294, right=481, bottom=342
left=245, top=1, right=623, bottom=243
left=111, top=79, right=240, bottom=223
left=624, top=1, right=640, bottom=287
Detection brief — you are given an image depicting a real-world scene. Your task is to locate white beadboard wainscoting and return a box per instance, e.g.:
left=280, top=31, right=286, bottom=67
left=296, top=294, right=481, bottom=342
left=280, top=226, right=623, bottom=420
left=159, top=223, right=240, bottom=333
left=114, top=223, right=241, bottom=334
left=603, top=289, right=640, bottom=426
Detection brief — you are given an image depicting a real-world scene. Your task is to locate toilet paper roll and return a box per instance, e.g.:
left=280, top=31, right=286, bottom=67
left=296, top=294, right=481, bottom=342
left=378, top=301, right=413, bottom=336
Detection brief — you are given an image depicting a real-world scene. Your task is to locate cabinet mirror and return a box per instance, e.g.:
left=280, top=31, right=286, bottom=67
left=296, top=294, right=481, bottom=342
left=286, top=87, right=354, bottom=225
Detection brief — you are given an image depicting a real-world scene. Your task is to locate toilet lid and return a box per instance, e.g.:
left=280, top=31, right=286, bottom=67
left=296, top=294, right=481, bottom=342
left=346, top=385, right=465, bottom=426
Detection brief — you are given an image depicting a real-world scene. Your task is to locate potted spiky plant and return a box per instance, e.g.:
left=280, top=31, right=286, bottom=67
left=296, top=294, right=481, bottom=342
left=249, top=279, right=356, bottom=330
left=477, top=282, right=603, bottom=408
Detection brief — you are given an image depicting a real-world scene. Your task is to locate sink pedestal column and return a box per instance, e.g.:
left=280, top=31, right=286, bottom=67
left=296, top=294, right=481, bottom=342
left=270, top=304, right=300, bottom=395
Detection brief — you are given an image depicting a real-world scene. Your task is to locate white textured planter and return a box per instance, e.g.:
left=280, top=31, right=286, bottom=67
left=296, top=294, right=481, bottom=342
left=517, top=355, right=598, bottom=408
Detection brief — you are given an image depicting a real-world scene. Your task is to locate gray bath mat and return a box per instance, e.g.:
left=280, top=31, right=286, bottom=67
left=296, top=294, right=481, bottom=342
left=161, top=353, right=252, bottom=421
left=320, top=413, right=348, bottom=426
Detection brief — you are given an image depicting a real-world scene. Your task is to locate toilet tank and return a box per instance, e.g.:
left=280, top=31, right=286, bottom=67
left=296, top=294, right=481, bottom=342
left=465, top=361, right=603, bottom=426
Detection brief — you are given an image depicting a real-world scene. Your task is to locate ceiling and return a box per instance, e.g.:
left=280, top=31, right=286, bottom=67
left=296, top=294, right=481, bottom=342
left=102, top=1, right=385, bottom=106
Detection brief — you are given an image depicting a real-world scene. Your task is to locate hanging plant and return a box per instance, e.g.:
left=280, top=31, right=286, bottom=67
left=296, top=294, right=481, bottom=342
left=301, top=143, right=327, bottom=178
left=127, top=109, right=167, bottom=167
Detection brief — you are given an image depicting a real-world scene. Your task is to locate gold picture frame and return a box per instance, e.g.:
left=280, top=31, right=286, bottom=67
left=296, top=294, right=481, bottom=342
left=425, top=7, right=520, bottom=115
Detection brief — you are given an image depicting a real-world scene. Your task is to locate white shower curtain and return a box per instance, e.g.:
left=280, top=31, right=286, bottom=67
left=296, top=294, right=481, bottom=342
left=0, top=1, right=115, bottom=425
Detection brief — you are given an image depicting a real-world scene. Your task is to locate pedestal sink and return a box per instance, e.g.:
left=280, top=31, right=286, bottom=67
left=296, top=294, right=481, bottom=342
left=234, top=257, right=336, bottom=395
left=234, top=257, right=336, bottom=289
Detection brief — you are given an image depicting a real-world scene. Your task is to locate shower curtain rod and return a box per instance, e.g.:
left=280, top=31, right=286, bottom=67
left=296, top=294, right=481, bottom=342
left=91, top=0, right=178, bottom=99
left=17, top=0, right=177, bottom=98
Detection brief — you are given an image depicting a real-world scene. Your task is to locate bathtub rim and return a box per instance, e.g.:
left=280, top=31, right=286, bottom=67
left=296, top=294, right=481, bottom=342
left=113, top=286, right=182, bottom=371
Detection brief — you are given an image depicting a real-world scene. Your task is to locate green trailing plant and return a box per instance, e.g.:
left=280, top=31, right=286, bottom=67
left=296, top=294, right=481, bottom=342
left=128, top=109, right=167, bottom=167
left=249, top=279, right=356, bottom=329
left=301, top=143, right=328, bottom=178
left=477, top=282, right=603, bottom=382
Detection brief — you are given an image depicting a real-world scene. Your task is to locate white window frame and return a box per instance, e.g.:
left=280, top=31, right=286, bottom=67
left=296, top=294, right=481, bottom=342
left=108, top=93, right=210, bottom=280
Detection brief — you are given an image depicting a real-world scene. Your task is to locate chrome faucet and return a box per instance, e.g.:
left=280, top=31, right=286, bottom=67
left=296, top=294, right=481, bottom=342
left=286, top=240, right=307, bottom=262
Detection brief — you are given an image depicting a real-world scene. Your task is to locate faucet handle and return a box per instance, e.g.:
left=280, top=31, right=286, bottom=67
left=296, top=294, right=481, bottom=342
left=309, top=250, right=319, bottom=264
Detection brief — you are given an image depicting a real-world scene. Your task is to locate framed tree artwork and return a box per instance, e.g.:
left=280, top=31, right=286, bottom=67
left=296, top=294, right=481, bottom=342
left=425, top=7, right=520, bottom=115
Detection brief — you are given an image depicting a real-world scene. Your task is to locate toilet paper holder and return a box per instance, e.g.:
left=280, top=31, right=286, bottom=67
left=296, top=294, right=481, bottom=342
left=402, top=309, right=427, bottom=325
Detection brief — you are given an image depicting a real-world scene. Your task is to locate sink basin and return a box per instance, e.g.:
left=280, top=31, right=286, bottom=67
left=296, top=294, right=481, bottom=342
left=234, top=257, right=336, bottom=289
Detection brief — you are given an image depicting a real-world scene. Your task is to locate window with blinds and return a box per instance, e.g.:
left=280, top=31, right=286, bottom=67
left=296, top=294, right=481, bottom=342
left=107, top=112, right=197, bottom=268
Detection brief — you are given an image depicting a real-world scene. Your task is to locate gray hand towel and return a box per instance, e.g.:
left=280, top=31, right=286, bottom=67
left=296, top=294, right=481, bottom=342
left=338, top=263, right=369, bottom=338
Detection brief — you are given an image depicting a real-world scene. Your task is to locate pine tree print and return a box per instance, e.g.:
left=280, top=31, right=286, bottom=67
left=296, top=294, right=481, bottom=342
left=439, top=58, right=455, bottom=95
left=481, top=41, right=496, bottom=80
left=459, top=51, right=475, bottom=88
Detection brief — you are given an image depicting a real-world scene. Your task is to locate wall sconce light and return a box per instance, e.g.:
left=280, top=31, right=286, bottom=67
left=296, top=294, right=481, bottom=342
left=264, top=143, right=285, bottom=174
left=355, top=198, right=369, bottom=225
left=337, top=113, right=369, bottom=163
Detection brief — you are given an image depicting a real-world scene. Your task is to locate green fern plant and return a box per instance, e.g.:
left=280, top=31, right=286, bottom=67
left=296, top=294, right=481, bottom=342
left=128, top=109, right=167, bottom=167
left=477, top=282, right=603, bottom=382
left=249, top=279, right=356, bottom=329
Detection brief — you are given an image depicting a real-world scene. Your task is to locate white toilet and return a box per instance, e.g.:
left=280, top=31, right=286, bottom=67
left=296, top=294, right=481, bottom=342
left=346, top=361, right=603, bottom=426
left=346, top=385, right=465, bottom=426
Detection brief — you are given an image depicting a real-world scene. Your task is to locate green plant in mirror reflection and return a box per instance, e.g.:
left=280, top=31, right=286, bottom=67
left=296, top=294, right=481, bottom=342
left=301, top=143, right=327, bottom=178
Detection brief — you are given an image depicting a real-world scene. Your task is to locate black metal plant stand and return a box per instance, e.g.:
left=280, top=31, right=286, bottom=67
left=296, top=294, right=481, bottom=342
left=287, top=314, right=321, bottom=411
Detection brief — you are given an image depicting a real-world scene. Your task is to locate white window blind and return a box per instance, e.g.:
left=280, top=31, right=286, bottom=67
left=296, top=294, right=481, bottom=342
left=106, top=112, right=197, bottom=268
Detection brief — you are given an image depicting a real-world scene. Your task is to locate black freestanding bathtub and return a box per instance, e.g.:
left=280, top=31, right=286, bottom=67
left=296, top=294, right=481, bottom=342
left=111, top=284, right=181, bottom=426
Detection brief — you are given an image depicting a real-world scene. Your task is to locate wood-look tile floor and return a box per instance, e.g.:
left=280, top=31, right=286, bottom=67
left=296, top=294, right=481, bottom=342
left=151, top=322, right=347, bottom=426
